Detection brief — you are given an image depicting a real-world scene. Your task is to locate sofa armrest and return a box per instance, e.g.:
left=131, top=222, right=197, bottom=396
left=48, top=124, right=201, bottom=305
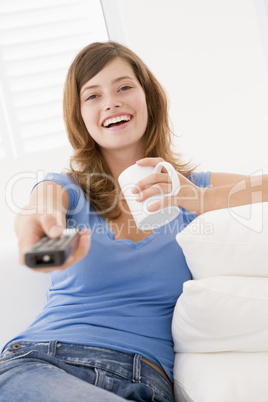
left=0, top=241, right=50, bottom=350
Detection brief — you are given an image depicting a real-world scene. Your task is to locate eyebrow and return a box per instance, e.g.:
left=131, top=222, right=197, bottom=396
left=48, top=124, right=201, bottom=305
left=80, top=76, right=135, bottom=96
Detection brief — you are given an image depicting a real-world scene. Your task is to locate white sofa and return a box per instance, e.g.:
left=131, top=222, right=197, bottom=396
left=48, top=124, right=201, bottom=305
left=173, top=202, right=268, bottom=402
left=0, top=241, right=50, bottom=350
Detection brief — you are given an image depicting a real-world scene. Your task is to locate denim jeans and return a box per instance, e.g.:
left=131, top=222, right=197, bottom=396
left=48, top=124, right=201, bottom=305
left=0, top=341, right=174, bottom=402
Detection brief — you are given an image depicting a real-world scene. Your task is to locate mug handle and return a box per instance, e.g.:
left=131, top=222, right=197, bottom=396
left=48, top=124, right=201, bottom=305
left=154, top=161, right=180, bottom=196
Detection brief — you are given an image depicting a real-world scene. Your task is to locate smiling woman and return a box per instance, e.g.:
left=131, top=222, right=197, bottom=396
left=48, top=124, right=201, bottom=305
left=64, top=41, right=195, bottom=221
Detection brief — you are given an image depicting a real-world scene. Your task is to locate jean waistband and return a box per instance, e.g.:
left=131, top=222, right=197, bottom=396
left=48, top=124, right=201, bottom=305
left=4, top=340, right=172, bottom=390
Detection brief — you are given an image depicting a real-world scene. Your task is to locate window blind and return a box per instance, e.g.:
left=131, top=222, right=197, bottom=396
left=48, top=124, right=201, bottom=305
left=0, top=0, right=109, bottom=158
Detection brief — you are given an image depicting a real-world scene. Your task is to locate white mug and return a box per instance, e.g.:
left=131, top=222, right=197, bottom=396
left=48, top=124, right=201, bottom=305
left=118, top=161, right=181, bottom=230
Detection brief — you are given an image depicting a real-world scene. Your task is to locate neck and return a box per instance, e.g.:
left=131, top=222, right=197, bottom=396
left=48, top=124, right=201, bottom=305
left=101, top=147, right=144, bottom=181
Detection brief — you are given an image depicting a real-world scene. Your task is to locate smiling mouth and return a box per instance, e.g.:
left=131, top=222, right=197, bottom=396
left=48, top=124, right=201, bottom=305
left=102, top=115, right=132, bottom=128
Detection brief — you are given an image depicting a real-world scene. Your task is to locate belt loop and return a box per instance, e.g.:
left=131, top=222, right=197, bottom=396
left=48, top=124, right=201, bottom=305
left=47, top=341, right=57, bottom=356
left=132, top=354, right=142, bottom=383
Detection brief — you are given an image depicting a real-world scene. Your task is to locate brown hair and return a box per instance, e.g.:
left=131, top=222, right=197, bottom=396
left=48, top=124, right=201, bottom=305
left=63, top=41, right=195, bottom=219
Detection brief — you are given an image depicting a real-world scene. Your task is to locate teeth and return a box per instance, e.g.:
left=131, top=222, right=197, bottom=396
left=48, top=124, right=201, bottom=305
left=103, top=115, right=131, bottom=127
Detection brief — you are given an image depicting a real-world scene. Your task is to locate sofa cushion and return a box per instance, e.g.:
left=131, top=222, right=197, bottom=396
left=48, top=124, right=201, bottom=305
left=173, top=351, right=268, bottom=402
left=172, top=276, right=268, bottom=353
left=176, top=202, right=268, bottom=279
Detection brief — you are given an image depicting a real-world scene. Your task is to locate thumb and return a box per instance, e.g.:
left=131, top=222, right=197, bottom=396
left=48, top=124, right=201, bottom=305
left=40, top=214, right=64, bottom=238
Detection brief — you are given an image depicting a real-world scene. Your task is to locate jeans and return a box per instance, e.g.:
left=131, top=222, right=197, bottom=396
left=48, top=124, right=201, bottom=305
left=0, top=341, right=174, bottom=402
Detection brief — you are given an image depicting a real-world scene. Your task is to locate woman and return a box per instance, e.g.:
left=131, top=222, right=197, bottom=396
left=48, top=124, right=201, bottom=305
left=0, top=41, right=267, bottom=402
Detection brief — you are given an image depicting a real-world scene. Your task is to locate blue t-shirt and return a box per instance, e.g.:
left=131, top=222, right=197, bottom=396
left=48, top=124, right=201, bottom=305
left=12, top=171, right=210, bottom=381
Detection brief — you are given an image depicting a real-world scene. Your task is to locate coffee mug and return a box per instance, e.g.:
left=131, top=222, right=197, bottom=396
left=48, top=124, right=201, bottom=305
left=118, top=161, right=181, bottom=230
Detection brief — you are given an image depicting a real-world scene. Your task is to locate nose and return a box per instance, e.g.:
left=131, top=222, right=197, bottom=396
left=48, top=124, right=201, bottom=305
left=103, top=93, right=122, bottom=111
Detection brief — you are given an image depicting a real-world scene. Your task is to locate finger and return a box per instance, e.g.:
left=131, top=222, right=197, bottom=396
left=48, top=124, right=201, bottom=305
left=30, top=229, right=91, bottom=273
left=147, top=195, right=179, bottom=212
left=136, top=183, right=173, bottom=201
left=18, top=217, right=44, bottom=265
left=135, top=157, right=164, bottom=167
left=52, top=228, right=90, bottom=270
left=19, top=231, right=39, bottom=266
left=68, top=228, right=91, bottom=262
left=31, top=266, right=60, bottom=273
left=19, top=215, right=63, bottom=266
left=132, top=172, right=171, bottom=194
left=40, top=215, right=64, bottom=238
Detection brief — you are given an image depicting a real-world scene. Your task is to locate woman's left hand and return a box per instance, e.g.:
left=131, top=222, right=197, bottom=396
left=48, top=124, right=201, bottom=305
left=133, top=157, right=206, bottom=216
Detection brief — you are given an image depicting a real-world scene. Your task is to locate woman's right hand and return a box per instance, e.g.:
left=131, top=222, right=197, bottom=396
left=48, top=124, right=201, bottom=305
left=17, top=213, right=90, bottom=273
left=15, top=181, right=91, bottom=273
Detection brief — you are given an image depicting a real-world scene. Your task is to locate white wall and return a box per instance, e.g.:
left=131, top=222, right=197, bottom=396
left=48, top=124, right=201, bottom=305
left=2, top=0, right=268, bottom=242
left=119, top=0, right=268, bottom=175
left=1, top=146, right=73, bottom=242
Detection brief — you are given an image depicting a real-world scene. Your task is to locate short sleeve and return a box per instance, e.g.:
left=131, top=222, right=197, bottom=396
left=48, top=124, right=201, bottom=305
left=180, top=171, right=211, bottom=226
left=188, top=171, right=211, bottom=188
left=31, top=173, right=83, bottom=212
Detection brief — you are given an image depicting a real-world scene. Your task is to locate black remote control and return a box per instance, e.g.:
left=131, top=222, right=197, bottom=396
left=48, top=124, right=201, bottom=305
left=25, top=228, right=80, bottom=268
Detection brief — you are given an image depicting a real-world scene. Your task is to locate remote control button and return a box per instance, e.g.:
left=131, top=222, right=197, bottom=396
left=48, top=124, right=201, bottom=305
left=54, top=236, right=69, bottom=248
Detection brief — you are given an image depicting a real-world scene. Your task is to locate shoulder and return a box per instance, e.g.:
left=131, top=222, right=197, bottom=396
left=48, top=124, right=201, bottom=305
left=44, top=172, right=78, bottom=187
left=38, top=172, right=84, bottom=211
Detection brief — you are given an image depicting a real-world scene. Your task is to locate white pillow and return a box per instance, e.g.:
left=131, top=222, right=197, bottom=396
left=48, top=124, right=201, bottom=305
left=172, top=276, right=268, bottom=353
left=176, top=202, right=268, bottom=279
left=173, top=351, right=268, bottom=402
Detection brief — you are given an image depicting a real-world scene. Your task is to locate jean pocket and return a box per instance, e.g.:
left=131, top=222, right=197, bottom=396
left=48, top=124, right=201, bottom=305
left=0, top=343, right=35, bottom=364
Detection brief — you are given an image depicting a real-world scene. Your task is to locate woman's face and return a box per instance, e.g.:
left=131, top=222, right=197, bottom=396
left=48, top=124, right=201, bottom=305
left=80, top=57, right=148, bottom=155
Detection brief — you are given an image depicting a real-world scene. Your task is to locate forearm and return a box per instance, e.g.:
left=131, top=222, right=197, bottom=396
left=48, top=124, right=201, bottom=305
left=203, top=174, right=268, bottom=214
left=15, top=204, right=38, bottom=238
left=130, top=159, right=268, bottom=216
left=15, top=181, right=69, bottom=239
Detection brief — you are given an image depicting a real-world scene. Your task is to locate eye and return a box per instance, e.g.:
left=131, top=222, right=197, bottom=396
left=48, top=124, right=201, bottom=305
left=119, top=85, right=132, bottom=92
left=86, top=94, right=99, bottom=101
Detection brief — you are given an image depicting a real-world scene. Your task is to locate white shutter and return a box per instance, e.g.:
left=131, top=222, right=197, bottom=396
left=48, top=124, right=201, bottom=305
left=0, top=0, right=109, bottom=158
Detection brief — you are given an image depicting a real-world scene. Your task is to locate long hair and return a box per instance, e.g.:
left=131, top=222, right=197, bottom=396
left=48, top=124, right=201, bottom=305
left=63, top=41, right=195, bottom=219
